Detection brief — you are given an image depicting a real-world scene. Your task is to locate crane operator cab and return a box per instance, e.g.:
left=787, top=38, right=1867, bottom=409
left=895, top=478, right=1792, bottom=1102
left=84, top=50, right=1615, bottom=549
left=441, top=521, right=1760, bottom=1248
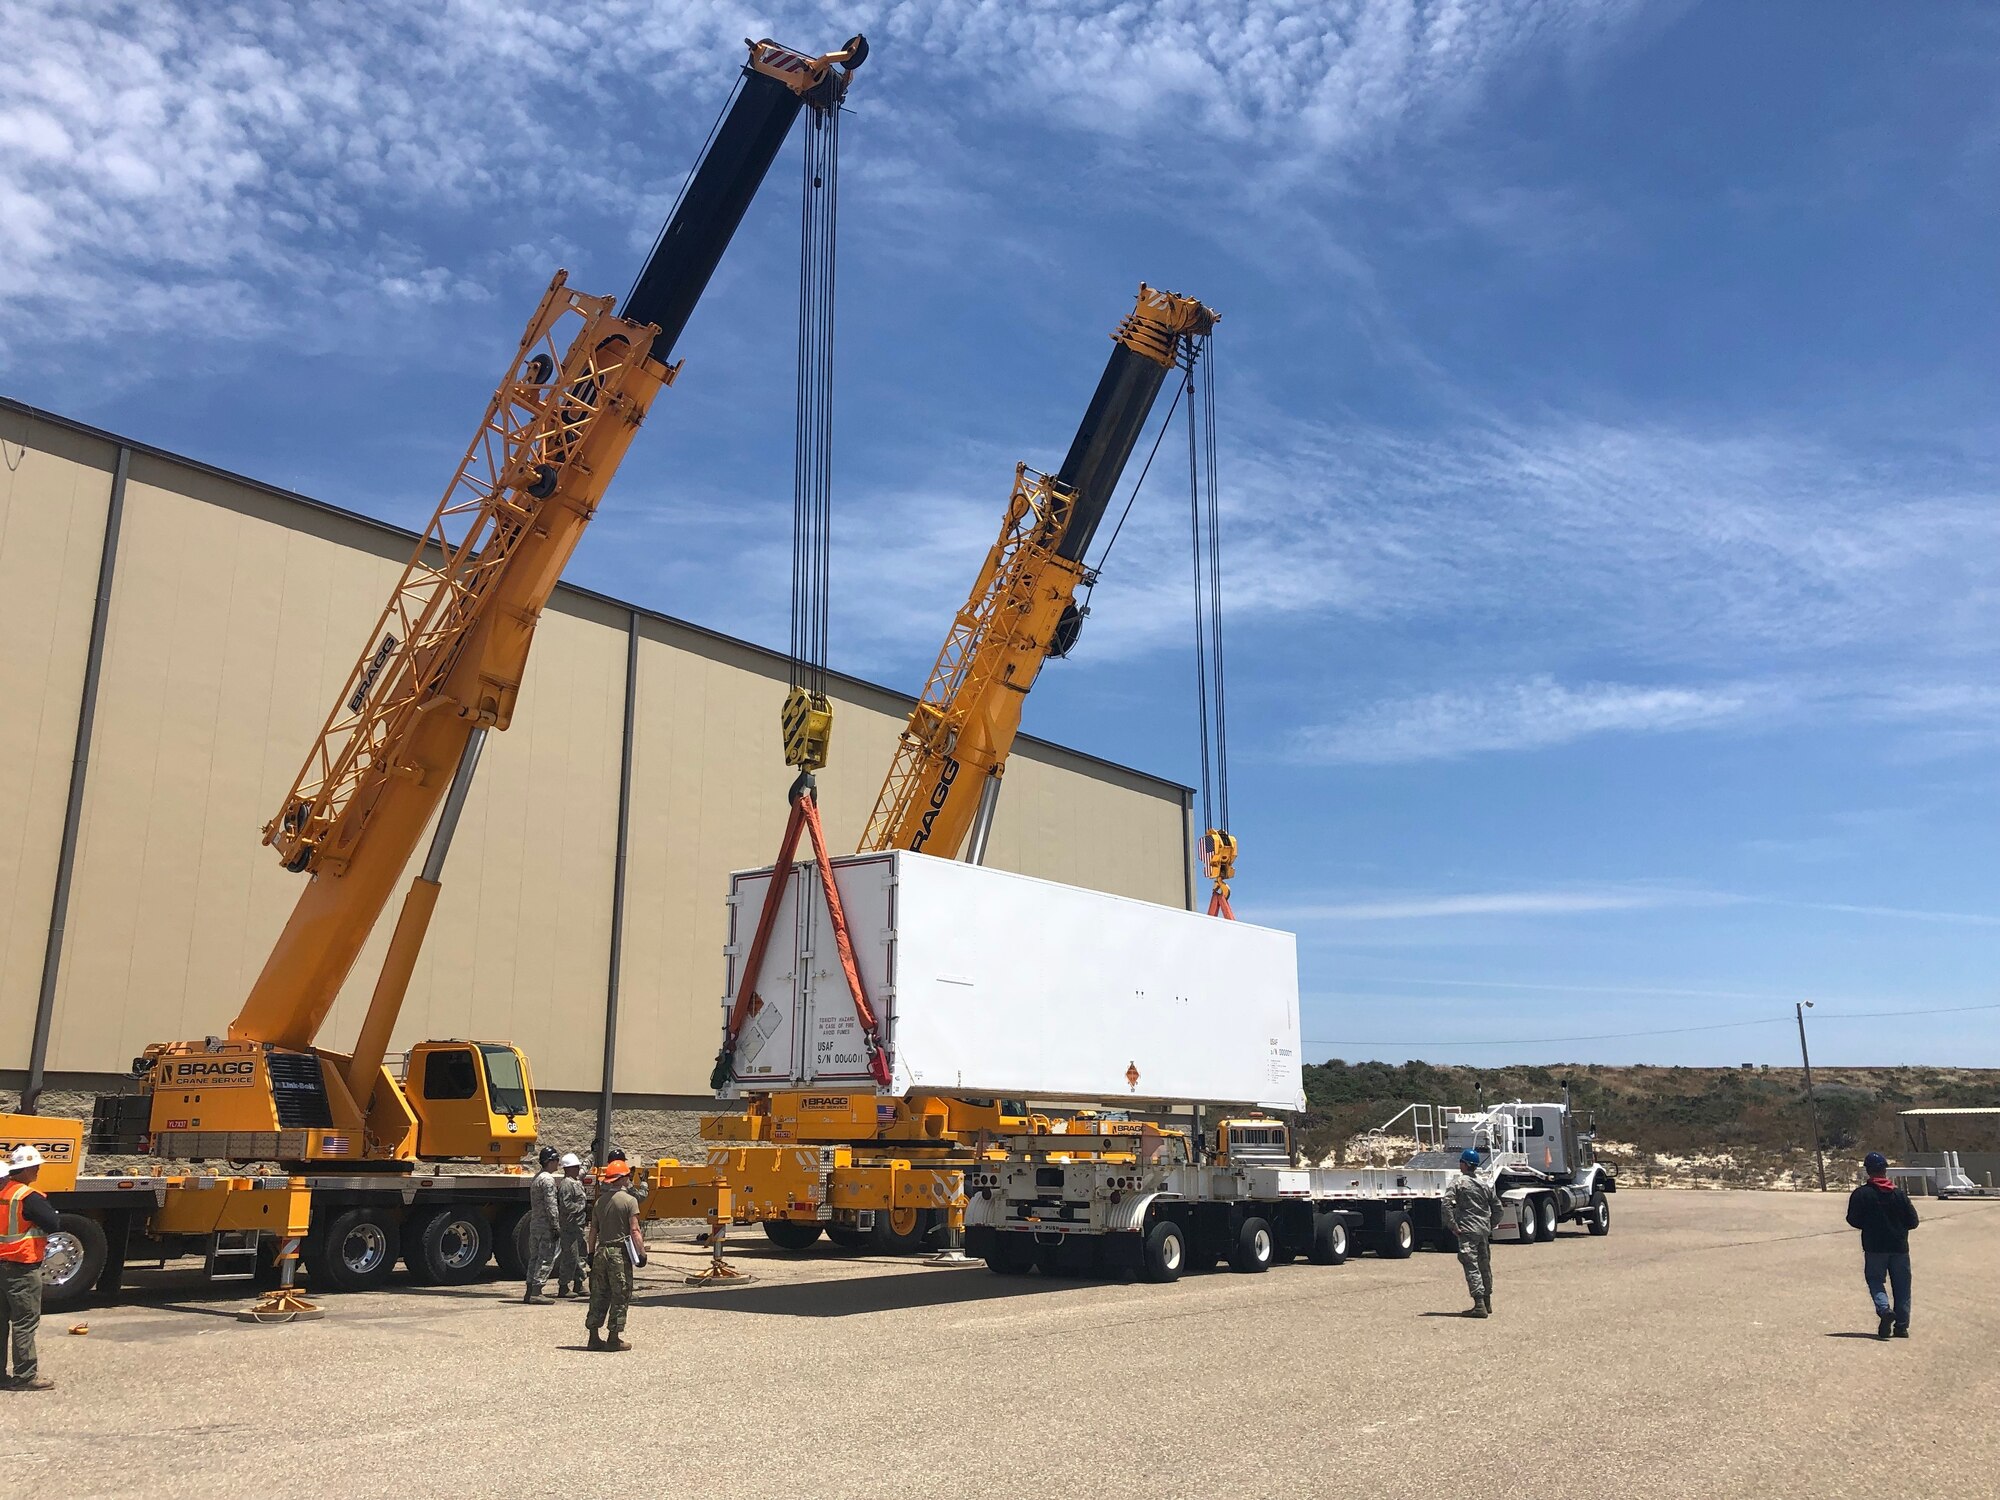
left=404, top=1040, right=538, bottom=1161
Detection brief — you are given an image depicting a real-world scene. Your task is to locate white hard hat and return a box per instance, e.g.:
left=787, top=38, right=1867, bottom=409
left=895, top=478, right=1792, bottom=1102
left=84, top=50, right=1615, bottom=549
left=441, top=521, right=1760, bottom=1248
left=559, top=1152, right=581, bottom=1168
left=9, top=1145, right=43, bottom=1171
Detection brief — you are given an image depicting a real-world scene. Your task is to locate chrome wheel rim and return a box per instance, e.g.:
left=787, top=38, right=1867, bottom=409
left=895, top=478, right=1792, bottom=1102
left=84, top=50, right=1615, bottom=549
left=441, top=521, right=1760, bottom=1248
left=439, top=1218, right=481, bottom=1271
left=340, top=1223, right=389, bottom=1275
left=42, top=1230, right=85, bottom=1288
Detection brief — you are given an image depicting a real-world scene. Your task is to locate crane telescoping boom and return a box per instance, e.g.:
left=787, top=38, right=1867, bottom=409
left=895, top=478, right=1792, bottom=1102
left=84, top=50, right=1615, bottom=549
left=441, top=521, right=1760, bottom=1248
left=131, top=35, right=867, bottom=1170
left=860, top=285, right=1218, bottom=865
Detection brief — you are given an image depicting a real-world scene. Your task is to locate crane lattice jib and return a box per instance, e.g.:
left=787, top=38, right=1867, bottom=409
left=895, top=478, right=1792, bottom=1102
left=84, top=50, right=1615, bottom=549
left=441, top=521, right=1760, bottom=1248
left=264, top=274, right=669, bottom=878
left=861, top=465, right=1077, bottom=855
left=233, top=275, right=670, bottom=1049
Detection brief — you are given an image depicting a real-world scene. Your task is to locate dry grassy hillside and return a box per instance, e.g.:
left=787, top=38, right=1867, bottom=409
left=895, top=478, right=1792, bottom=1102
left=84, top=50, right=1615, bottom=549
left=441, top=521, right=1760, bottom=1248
left=1301, top=1060, right=2000, bottom=1190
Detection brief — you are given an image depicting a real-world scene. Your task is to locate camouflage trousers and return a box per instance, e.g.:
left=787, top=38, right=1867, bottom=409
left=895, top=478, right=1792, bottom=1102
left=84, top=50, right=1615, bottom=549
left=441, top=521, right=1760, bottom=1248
left=587, top=1246, right=633, bottom=1337
left=526, top=1225, right=558, bottom=1296
left=1457, top=1234, right=1493, bottom=1304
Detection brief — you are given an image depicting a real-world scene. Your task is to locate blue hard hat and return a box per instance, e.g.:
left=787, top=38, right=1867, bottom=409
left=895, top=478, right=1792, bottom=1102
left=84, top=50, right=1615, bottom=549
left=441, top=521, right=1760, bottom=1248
left=1460, top=1149, right=1480, bottom=1165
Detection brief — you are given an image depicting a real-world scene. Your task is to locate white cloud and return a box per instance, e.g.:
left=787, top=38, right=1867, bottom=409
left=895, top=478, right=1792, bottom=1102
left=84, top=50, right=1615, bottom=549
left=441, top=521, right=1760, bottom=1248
left=0, top=1, right=1649, bottom=355
left=1292, top=673, right=1757, bottom=762
left=1264, top=887, right=1691, bottom=921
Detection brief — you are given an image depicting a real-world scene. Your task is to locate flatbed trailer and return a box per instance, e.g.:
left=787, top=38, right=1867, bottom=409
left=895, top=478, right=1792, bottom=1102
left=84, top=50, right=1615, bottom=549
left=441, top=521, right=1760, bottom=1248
left=963, top=1103, right=1616, bottom=1282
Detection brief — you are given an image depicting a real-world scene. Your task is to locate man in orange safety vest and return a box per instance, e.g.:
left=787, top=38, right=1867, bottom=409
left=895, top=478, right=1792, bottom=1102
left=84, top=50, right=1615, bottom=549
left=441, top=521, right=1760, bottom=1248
left=1, top=1145, right=61, bottom=1391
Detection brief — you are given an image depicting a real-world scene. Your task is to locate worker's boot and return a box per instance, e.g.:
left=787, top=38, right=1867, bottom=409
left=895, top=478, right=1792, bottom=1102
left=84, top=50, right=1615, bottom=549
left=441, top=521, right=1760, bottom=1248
left=13, top=1375, right=54, bottom=1391
left=608, top=1335, right=632, bottom=1352
left=1877, top=1311, right=1894, bottom=1340
left=1467, top=1299, right=1489, bottom=1319
left=587, top=1329, right=605, bottom=1351
left=523, top=1290, right=553, bottom=1306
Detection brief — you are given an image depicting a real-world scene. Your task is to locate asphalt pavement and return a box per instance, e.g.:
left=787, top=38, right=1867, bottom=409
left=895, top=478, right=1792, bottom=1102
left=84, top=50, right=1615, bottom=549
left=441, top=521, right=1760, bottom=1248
left=9, top=1189, right=1996, bottom=1498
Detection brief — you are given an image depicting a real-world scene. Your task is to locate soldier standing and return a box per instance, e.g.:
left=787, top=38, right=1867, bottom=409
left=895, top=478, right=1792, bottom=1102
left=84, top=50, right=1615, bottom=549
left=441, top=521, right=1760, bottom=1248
left=555, top=1152, right=588, bottom=1298
left=523, top=1145, right=561, bottom=1305
left=1441, top=1148, right=1501, bottom=1319
left=586, top=1160, right=643, bottom=1351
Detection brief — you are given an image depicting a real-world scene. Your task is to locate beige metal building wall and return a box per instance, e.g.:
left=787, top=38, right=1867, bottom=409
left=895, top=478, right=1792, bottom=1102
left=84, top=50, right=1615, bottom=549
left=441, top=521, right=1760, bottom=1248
left=0, top=399, right=1192, bottom=1108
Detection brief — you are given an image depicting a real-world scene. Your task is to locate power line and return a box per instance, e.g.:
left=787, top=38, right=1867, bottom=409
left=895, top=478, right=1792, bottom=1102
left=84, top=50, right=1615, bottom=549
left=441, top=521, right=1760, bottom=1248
left=1307, top=1000, right=2000, bottom=1051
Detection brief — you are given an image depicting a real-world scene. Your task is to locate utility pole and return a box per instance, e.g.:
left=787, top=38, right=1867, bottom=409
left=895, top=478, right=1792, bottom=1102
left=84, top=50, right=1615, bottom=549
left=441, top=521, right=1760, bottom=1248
left=1796, top=1000, right=1827, bottom=1192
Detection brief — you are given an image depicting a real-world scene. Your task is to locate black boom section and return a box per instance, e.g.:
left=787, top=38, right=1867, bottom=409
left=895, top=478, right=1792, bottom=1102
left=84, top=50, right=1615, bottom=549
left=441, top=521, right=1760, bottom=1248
left=622, top=68, right=807, bottom=361
left=1051, top=343, right=1177, bottom=563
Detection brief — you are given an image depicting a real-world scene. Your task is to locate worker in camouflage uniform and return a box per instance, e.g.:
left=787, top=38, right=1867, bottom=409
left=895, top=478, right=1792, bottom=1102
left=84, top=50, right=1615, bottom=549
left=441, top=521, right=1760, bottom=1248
left=1442, top=1147, right=1501, bottom=1319
left=554, top=1152, right=589, bottom=1298
left=523, top=1145, right=561, bottom=1305
left=586, top=1159, right=644, bottom=1351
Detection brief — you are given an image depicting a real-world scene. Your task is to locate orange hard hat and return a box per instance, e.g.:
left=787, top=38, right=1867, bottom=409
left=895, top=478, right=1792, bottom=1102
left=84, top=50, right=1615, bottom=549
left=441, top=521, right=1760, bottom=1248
left=600, top=1160, right=629, bottom=1179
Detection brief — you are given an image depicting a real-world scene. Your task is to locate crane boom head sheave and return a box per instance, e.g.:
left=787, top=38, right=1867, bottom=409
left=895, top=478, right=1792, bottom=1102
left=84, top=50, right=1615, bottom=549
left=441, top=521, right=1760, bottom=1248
left=1052, top=284, right=1218, bottom=564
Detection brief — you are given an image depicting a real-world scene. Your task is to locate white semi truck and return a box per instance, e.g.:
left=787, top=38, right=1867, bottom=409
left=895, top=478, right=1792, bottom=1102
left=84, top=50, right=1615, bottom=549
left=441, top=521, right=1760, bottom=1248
left=963, top=1098, right=1616, bottom=1281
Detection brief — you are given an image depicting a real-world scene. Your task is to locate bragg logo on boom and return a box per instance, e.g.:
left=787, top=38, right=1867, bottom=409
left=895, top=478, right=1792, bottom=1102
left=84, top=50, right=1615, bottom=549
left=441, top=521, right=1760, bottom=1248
left=166, top=1058, right=258, bottom=1089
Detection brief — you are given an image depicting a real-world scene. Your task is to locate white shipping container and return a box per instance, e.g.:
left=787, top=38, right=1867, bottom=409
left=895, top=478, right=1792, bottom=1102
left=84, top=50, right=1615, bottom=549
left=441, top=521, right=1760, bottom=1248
left=718, top=850, right=1304, bottom=1112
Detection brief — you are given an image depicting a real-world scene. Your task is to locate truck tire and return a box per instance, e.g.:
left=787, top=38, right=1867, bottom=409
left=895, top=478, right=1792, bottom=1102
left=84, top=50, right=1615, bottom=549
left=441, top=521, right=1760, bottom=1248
left=1536, top=1195, right=1558, bottom=1242
left=761, top=1220, right=825, bottom=1251
left=1376, top=1210, right=1415, bottom=1259
left=493, top=1205, right=529, bottom=1279
left=1140, top=1220, right=1187, bottom=1283
left=407, top=1206, right=493, bottom=1285
left=41, top=1213, right=108, bottom=1310
left=984, top=1232, right=1037, bottom=1276
left=869, top=1205, right=931, bottom=1255
left=1586, top=1190, right=1611, bottom=1236
left=1308, top=1214, right=1349, bottom=1266
left=1514, top=1202, right=1538, bottom=1244
left=304, top=1206, right=402, bottom=1293
left=1230, top=1216, right=1275, bottom=1273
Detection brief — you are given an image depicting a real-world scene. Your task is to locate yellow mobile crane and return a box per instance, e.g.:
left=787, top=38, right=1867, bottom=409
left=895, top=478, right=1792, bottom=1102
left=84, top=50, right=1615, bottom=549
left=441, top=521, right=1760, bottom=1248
left=5, top=34, right=869, bottom=1305
left=646, top=285, right=1222, bottom=1256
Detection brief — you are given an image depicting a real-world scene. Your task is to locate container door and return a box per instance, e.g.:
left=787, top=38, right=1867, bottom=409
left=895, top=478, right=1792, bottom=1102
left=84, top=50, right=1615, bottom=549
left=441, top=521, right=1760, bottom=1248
left=798, top=855, right=897, bottom=1086
left=723, top=864, right=808, bottom=1086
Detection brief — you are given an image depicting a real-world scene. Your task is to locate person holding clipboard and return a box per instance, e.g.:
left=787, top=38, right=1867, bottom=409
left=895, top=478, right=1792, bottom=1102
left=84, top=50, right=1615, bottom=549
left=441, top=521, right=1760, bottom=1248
left=584, top=1160, right=645, bottom=1351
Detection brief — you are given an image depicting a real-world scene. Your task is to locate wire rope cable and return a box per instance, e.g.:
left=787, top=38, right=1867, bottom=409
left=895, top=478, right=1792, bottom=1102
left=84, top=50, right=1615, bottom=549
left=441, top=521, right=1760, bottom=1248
left=1183, top=332, right=1229, bottom=846
left=789, top=94, right=839, bottom=701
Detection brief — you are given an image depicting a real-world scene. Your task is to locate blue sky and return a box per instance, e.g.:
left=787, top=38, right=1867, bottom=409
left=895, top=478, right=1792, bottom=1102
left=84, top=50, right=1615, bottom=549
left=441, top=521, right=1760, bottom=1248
left=5, top=2, right=1997, bottom=1066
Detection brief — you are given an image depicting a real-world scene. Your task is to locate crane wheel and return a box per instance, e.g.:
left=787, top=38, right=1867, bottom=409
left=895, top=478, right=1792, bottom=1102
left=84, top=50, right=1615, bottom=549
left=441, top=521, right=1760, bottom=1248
left=41, top=1214, right=108, bottom=1310
left=868, top=1205, right=931, bottom=1255
left=760, top=1220, right=825, bottom=1251
left=304, top=1207, right=401, bottom=1293
left=407, top=1207, right=493, bottom=1285
left=825, top=1225, right=872, bottom=1250
left=493, top=1206, right=530, bottom=1279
